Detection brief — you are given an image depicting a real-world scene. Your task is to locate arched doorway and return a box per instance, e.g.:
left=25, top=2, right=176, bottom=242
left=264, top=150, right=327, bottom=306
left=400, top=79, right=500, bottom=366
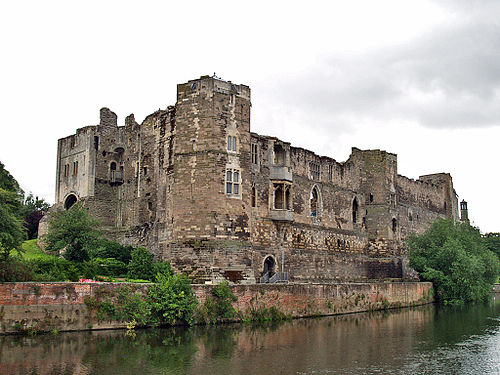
left=64, top=194, right=78, bottom=210
left=263, top=256, right=276, bottom=278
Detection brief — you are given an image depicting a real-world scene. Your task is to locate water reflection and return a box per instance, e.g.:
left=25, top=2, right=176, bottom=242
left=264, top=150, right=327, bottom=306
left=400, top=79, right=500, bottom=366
left=1, top=298, right=499, bottom=375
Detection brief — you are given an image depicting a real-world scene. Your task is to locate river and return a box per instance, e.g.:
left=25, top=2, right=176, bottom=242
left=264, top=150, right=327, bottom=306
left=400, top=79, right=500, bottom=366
left=1, top=295, right=499, bottom=375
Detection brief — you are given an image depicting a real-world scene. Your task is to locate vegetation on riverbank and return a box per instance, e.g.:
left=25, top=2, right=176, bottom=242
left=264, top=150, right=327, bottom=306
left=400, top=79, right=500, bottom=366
left=408, top=218, right=499, bottom=305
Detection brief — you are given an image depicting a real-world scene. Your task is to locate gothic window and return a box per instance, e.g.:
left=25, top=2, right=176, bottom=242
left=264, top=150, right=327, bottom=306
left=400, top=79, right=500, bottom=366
left=226, top=169, right=240, bottom=197
left=273, top=182, right=292, bottom=210
left=251, top=143, right=259, bottom=164
left=72, top=161, right=78, bottom=176
left=310, top=186, right=321, bottom=217
left=227, top=136, right=237, bottom=152
left=309, top=162, right=320, bottom=181
left=352, top=197, right=358, bottom=223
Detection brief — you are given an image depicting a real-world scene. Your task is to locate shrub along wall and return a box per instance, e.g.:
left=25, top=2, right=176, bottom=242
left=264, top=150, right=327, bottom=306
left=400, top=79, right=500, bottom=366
left=0, top=281, right=433, bottom=334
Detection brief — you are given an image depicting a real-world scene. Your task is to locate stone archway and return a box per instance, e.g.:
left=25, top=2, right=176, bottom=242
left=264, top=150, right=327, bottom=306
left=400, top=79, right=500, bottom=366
left=64, top=194, right=78, bottom=210
left=263, top=255, right=276, bottom=277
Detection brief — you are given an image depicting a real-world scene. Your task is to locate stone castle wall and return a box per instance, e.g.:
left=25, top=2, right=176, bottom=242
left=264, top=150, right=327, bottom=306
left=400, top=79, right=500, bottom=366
left=0, top=281, right=433, bottom=334
left=42, top=75, right=460, bottom=284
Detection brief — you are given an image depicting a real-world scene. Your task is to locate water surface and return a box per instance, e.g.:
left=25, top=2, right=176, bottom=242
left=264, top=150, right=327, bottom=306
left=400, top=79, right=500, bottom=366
left=1, top=296, right=499, bottom=375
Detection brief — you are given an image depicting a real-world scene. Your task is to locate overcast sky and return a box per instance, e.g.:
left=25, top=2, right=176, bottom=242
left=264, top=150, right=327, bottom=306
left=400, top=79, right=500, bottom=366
left=1, top=0, right=498, bottom=232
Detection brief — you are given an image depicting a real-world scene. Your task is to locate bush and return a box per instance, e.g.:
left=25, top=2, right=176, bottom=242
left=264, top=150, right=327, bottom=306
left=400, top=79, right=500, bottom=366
left=24, top=258, right=80, bottom=282
left=88, top=238, right=133, bottom=264
left=148, top=273, right=198, bottom=326
left=127, top=247, right=155, bottom=280
left=201, top=281, right=237, bottom=324
left=408, top=219, right=500, bottom=304
left=0, top=257, right=34, bottom=282
left=85, top=257, right=128, bottom=277
left=127, top=247, right=172, bottom=281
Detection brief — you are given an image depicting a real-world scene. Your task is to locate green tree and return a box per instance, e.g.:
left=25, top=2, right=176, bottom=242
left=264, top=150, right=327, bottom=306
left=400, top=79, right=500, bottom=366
left=0, top=188, right=26, bottom=260
left=0, top=161, right=22, bottom=194
left=44, top=203, right=101, bottom=262
left=484, top=233, right=500, bottom=261
left=408, top=218, right=500, bottom=304
left=22, top=193, right=50, bottom=239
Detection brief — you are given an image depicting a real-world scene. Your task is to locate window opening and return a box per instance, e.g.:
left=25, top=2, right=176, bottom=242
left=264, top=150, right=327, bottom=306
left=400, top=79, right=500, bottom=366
left=392, top=218, right=397, bottom=233
left=369, top=193, right=373, bottom=203
left=227, top=136, right=237, bottom=152
left=226, top=169, right=240, bottom=197
left=273, top=183, right=292, bottom=210
left=64, top=164, right=69, bottom=177
left=251, top=143, right=259, bottom=164
left=310, top=187, right=319, bottom=217
left=352, top=197, right=358, bottom=223
left=143, top=167, right=147, bottom=175
left=328, top=165, right=333, bottom=182
left=273, top=143, right=285, bottom=165
left=251, top=186, right=256, bottom=207
left=309, top=162, right=320, bottom=181
left=72, top=161, right=78, bottom=176
left=94, top=136, right=99, bottom=151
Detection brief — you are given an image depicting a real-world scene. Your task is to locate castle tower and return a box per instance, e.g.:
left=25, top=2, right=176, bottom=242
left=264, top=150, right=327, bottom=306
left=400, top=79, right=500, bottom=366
left=460, top=200, right=469, bottom=222
left=170, top=75, right=252, bottom=241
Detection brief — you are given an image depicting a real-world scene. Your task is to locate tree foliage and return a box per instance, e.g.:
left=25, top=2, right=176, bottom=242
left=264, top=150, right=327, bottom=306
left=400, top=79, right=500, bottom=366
left=0, top=188, right=26, bottom=260
left=484, top=233, right=500, bottom=261
left=22, top=193, right=50, bottom=239
left=148, top=273, right=198, bottom=326
left=408, top=219, right=500, bottom=304
left=44, top=203, right=101, bottom=262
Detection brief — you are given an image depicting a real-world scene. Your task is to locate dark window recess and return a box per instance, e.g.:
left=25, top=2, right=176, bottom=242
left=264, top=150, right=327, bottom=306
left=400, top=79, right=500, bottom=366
left=94, top=136, right=99, bottom=150
left=369, top=193, right=373, bottom=203
left=102, top=151, right=107, bottom=157
left=148, top=201, right=153, bottom=210
left=352, top=198, right=358, bottom=223
left=392, top=218, right=397, bottom=233
left=143, top=167, right=147, bottom=175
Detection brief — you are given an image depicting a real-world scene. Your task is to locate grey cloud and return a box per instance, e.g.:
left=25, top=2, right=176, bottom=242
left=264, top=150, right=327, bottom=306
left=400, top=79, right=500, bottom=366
left=260, top=3, right=500, bottom=131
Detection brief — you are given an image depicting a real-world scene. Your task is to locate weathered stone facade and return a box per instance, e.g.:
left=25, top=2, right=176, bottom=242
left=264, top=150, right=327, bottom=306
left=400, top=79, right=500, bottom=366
left=42, top=75, right=459, bottom=283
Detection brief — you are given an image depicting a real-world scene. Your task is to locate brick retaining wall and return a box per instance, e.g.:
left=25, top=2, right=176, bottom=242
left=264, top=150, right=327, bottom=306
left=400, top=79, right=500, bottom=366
left=0, top=282, right=433, bottom=334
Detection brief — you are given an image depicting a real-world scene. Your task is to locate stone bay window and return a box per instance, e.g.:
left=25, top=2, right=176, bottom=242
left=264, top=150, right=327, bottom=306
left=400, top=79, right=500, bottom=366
left=270, top=181, right=293, bottom=221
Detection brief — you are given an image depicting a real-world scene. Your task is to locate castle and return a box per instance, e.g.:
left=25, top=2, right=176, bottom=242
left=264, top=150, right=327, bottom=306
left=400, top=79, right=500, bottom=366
left=44, top=75, right=462, bottom=284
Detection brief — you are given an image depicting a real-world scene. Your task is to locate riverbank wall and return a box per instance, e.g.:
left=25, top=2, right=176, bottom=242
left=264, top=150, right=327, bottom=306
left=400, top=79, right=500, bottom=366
left=0, top=281, right=433, bottom=334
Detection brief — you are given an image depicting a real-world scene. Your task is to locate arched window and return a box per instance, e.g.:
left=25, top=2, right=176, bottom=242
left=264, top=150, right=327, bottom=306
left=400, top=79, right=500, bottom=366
left=110, top=162, right=116, bottom=171
left=310, top=186, right=320, bottom=217
left=352, top=197, right=358, bottom=223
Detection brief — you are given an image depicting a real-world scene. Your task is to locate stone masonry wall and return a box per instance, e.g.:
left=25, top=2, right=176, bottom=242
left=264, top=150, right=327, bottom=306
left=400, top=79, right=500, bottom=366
left=0, top=282, right=433, bottom=334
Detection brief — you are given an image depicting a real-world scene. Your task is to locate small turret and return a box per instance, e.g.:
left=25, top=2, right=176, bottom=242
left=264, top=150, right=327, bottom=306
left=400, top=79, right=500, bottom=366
left=460, top=200, right=469, bottom=222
